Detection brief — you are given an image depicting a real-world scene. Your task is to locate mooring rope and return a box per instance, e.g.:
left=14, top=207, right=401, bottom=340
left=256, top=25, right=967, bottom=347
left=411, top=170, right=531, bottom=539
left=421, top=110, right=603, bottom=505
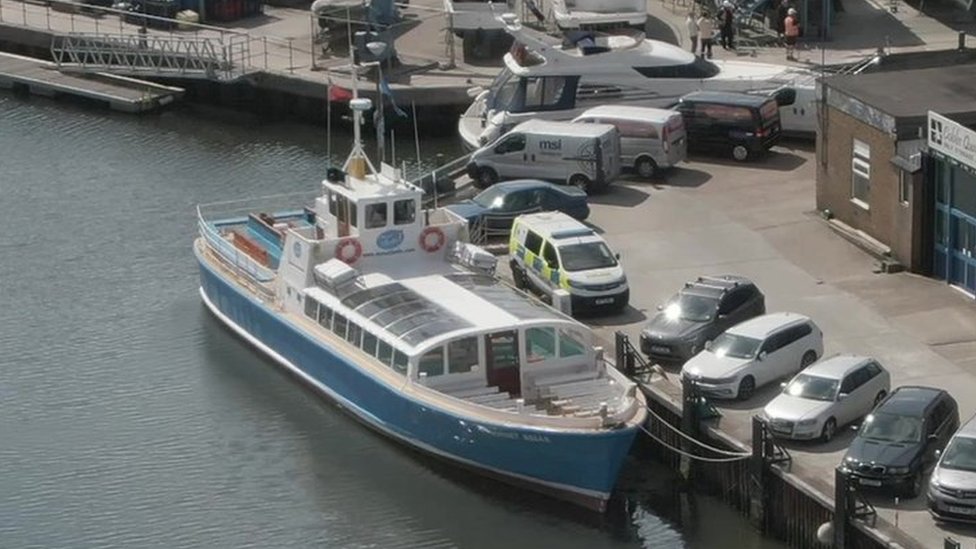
left=642, top=404, right=752, bottom=458
left=638, top=423, right=752, bottom=463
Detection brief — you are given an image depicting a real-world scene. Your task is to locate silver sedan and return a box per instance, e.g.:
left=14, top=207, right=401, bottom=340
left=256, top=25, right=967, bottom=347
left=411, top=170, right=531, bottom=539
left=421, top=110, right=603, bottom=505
left=761, top=355, right=891, bottom=443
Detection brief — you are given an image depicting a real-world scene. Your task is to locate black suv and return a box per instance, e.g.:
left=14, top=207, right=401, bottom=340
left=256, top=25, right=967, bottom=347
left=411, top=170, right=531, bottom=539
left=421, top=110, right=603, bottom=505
left=639, top=275, right=765, bottom=365
left=842, top=386, right=960, bottom=498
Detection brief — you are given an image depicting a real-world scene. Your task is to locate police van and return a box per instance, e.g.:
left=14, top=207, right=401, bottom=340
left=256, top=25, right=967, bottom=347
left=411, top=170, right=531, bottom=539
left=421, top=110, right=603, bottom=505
left=466, top=120, right=621, bottom=194
left=509, top=211, right=629, bottom=315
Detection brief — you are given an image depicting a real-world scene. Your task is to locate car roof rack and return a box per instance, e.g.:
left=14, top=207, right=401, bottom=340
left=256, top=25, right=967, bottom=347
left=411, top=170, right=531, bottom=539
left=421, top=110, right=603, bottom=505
left=697, top=275, right=741, bottom=288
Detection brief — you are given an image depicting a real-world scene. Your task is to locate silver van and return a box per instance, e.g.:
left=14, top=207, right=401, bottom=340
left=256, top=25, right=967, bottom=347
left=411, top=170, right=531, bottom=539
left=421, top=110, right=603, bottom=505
left=572, top=105, right=687, bottom=179
left=466, top=120, right=621, bottom=194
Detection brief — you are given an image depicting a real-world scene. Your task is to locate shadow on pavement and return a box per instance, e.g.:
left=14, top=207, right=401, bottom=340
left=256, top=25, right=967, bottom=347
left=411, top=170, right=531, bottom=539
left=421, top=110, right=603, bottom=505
left=714, top=382, right=780, bottom=411
left=655, top=167, right=713, bottom=188
left=586, top=305, right=649, bottom=326
left=690, top=149, right=807, bottom=171
left=781, top=427, right=857, bottom=454
left=867, top=484, right=929, bottom=511
left=589, top=185, right=651, bottom=207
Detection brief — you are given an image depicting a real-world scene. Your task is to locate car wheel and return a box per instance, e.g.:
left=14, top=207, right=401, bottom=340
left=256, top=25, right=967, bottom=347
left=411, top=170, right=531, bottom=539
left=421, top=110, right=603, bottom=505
left=800, top=350, right=817, bottom=370
left=568, top=174, right=592, bottom=194
left=635, top=156, right=658, bottom=179
left=732, top=145, right=749, bottom=162
left=737, top=376, right=755, bottom=401
left=873, top=390, right=887, bottom=408
left=475, top=167, right=497, bottom=189
left=904, top=471, right=922, bottom=498
left=512, top=265, right=528, bottom=290
left=821, top=417, right=837, bottom=443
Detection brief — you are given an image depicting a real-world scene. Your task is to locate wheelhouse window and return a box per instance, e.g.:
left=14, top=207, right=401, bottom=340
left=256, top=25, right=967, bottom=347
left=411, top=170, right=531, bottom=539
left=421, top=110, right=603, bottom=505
left=333, top=313, right=348, bottom=339
left=362, top=331, right=378, bottom=356
left=448, top=337, right=479, bottom=374
left=346, top=322, right=363, bottom=347
left=394, top=199, right=415, bottom=225
left=318, top=304, right=333, bottom=330
left=520, top=76, right=572, bottom=112
left=418, top=347, right=445, bottom=378
left=487, top=68, right=520, bottom=111
left=377, top=340, right=393, bottom=366
left=331, top=192, right=357, bottom=230
left=851, top=139, right=871, bottom=208
left=525, top=327, right=557, bottom=363
left=304, top=296, right=319, bottom=319
left=558, top=327, right=586, bottom=358
left=393, top=350, right=409, bottom=375
left=365, top=203, right=387, bottom=229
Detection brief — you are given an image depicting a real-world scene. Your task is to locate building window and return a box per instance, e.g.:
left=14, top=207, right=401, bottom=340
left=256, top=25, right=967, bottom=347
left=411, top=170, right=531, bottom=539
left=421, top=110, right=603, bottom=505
left=851, top=139, right=871, bottom=208
left=899, top=171, right=911, bottom=206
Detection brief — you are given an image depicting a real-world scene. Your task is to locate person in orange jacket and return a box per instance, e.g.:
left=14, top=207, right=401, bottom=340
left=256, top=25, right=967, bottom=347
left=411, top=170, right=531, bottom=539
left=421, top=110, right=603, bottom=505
left=784, top=7, right=800, bottom=60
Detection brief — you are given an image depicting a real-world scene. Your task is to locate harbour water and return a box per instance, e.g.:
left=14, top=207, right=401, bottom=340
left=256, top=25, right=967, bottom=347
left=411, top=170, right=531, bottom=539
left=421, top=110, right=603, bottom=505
left=0, top=95, right=784, bottom=549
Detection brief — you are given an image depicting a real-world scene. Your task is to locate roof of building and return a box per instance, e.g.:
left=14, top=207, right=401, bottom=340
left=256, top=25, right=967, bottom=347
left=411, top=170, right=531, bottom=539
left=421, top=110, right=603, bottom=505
left=804, top=355, right=873, bottom=379
left=824, top=64, right=976, bottom=121
left=728, top=312, right=812, bottom=339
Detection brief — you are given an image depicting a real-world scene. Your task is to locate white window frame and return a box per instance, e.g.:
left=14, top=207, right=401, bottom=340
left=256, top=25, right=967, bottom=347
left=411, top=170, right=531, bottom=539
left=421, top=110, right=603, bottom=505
left=898, top=170, right=911, bottom=206
left=851, top=139, right=871, bottom=209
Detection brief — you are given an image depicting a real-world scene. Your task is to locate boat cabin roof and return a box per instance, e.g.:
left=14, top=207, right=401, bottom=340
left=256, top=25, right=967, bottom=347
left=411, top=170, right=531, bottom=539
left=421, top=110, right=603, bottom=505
left=306, top=272, right=581, bottom=356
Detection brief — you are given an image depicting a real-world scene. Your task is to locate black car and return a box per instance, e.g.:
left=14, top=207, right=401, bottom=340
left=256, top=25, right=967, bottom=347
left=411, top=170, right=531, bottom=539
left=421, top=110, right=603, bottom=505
left=842, top=386, right=960, bottom=498
left=639, top=275, right=765, bottom=365
left=671, top=90, right=790, bottom=162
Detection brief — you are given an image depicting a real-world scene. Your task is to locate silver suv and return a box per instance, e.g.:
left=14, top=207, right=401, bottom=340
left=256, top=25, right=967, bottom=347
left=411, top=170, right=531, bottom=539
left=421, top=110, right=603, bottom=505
left=929, top=412, right=976, bottom=522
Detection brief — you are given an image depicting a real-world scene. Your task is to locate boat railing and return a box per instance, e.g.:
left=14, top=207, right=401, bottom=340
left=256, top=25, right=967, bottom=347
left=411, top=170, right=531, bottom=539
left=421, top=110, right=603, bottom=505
left=196, top=191, right=318, bottom=285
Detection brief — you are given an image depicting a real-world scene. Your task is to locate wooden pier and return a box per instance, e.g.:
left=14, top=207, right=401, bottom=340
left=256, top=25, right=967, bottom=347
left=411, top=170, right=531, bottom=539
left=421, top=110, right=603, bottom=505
left=0, top=51, right=183, bottom=112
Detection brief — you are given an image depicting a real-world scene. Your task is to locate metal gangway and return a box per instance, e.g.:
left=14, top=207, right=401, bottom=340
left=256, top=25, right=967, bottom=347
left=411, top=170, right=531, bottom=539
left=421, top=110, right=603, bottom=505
left=51, top=32, right=252, bottom=81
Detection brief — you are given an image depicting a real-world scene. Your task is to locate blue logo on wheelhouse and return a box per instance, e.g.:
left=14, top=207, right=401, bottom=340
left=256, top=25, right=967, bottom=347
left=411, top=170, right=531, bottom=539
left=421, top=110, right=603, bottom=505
left=376, top=229, right=404, bottom=250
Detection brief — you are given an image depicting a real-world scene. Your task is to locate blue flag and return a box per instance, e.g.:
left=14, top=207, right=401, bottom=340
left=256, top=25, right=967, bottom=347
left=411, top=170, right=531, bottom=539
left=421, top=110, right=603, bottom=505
left=380, top=77, right=408, bottom=118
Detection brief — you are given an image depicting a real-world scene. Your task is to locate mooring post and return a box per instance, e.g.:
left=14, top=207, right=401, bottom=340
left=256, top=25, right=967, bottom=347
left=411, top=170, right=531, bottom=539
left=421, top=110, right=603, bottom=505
left=679, top=375, right=698, bottom=480
left=614, top=332, right=626, bottom=375
left=749, top=415, right=767, bottom=532
left=833, top=467, right=848, bottom=549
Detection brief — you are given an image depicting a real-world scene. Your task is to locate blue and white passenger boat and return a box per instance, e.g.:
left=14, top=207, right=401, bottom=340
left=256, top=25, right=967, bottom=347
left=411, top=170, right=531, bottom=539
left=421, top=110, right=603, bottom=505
left=193, top=94, right=647, bottom=511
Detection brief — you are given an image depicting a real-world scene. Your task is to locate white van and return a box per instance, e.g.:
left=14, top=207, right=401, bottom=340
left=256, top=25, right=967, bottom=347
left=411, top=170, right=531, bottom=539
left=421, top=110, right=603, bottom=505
left=509, top=211, right=629, bottom=316
left=466, top=120, right=621, bottom=194
left=572, top=105, right=687, bottom=179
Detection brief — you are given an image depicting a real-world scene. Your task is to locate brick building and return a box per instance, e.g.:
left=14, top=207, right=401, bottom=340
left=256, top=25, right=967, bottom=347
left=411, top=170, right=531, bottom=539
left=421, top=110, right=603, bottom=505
left=816, top=65, right=976, bottom=281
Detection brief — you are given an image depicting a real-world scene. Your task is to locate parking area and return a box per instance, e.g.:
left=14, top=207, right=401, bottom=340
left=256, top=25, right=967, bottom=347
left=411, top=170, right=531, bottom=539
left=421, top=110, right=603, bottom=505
left=482, top=142, right=976, bottom=547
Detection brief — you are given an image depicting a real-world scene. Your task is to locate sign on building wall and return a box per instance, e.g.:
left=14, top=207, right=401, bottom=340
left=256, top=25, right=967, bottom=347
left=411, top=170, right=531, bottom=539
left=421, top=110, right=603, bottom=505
left=928, top=111, right=976, bottom=172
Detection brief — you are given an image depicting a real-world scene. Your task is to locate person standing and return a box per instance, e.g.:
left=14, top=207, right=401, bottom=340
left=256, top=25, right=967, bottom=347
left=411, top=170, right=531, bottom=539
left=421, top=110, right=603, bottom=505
left=784, top=7, right=800, bottom=59
left=697, top=11, right=715, bottom=59
left=719, top=1, right=736, bottom=50
left=686, top=12, right=700, bottom=54
left=775, top=0, right=790, bottom=38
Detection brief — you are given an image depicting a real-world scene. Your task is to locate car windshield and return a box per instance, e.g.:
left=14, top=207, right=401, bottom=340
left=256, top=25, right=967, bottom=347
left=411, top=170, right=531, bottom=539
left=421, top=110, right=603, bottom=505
left=559, top=242, right=618, bottom=272
left=785, top=374, right=839, bottom=402
left=859, top=412, right=922, bottom=443
left=709, top=333, right=761, bottom=360
left=472, top=186, right=509, bottom=209
left=664, top=294, right=718, bottom=323
left=941, top=436, right=976, bottom=472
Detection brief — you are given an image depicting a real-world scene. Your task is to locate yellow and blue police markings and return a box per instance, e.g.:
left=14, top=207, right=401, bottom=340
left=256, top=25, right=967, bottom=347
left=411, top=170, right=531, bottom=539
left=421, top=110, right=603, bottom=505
left=513, top=241, right=569, bottom=290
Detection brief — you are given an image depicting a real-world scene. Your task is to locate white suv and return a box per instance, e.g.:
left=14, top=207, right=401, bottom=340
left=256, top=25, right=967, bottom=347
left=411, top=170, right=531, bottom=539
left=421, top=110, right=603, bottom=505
left=681, top=312, right=824, bottom=400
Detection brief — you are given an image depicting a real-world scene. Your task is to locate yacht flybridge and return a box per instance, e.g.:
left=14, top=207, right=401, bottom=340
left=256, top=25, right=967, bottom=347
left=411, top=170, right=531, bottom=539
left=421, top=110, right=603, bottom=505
left=458, top=15, right=817, bottom=149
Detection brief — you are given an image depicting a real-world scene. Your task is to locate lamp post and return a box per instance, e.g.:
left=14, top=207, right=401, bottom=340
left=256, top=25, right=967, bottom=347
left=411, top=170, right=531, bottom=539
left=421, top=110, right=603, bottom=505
left=366, top=40, right=387, bottom=164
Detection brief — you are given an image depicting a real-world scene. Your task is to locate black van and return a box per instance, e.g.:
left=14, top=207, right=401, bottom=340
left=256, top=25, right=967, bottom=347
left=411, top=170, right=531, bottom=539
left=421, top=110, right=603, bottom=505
left=671, top=90, right=787, bottom=162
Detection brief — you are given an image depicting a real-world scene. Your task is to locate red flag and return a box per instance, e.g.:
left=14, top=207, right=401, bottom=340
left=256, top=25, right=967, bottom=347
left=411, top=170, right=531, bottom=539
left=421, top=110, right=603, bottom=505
left=328, top=84, right=353, bottom=103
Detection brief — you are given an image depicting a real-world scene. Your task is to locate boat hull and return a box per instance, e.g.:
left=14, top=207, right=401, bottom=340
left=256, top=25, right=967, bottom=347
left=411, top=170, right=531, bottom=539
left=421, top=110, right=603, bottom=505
left=195, top=245, right=641, bottom=511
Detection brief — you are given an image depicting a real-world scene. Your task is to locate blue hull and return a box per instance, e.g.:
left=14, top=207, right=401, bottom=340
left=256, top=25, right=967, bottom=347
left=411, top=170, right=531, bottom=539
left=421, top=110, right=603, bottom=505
left=196, top=247, right=640, bottom=510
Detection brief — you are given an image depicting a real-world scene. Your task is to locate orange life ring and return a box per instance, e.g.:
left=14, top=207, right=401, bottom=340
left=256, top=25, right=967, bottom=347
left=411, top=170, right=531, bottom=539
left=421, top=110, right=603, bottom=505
left=419, top=226, right=446, bottom=253
left=335, top=238, right=363, bottom=264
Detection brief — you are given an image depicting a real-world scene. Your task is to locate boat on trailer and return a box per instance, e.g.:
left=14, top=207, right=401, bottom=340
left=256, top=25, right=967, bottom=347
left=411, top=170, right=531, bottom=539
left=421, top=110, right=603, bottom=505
left=194, top=93, right=647, bottom=511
